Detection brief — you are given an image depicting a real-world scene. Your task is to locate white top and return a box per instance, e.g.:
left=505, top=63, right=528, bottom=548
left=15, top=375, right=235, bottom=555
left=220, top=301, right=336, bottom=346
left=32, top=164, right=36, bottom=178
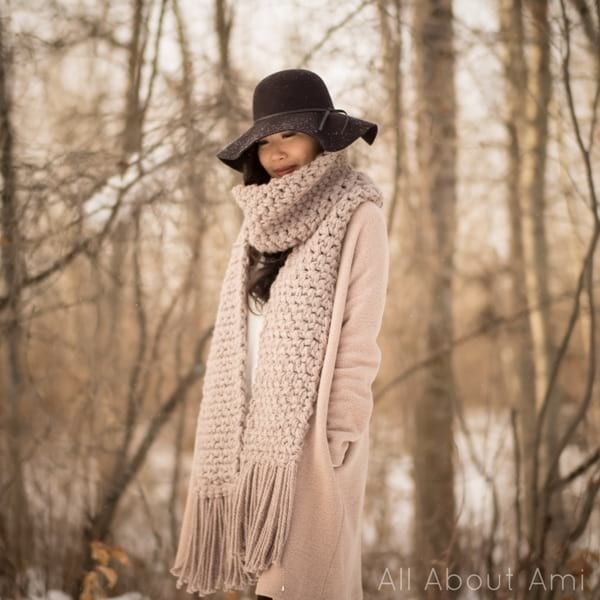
left=246, top=294, right=265, bottom=395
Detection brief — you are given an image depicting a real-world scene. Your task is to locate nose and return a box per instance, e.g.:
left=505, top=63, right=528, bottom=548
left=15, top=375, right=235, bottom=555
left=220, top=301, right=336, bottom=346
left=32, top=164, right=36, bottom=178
left=265, top=141, right=286, bottom=162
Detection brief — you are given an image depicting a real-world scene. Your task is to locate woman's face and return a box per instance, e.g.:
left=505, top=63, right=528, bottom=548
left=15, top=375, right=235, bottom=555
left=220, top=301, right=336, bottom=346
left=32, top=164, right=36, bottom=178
left=256, top=131, right=322, bottom=178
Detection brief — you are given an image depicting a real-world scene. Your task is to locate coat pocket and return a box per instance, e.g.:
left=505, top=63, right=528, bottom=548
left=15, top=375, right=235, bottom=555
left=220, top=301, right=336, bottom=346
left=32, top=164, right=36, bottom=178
left=328, top=438, right=351, bottom=468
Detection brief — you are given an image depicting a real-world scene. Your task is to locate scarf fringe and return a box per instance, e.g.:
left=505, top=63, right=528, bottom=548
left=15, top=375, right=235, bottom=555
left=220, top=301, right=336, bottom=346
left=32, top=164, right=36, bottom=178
left=170, top=461, right=297, bottom=596
left=232, top=460, right=297, bottom=573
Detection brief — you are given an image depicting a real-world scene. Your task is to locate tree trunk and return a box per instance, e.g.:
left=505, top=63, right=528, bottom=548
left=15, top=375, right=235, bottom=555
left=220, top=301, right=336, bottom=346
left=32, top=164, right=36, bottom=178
left=377, top=0, right=410, bottom=237
left=520, top=0, right=554, bottom=444
left=172, top=0, right=208, bottom=299
left=498, top=0, right=538, bottom=567
left=122, top=0, right=146, bottom=158
left=411, top=1, right=460, bottom=597
left=0, top=9, right=34, bottom=594
left=518, top=2, right=568, bottom=591
left=214, top=0, right=243, bottom=236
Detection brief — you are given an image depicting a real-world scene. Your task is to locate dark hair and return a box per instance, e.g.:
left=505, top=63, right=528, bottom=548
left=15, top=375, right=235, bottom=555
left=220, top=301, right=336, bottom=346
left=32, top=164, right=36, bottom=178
left=242, top=143, right=270, bottom=186
left=241, top=143, right=292, bottom=313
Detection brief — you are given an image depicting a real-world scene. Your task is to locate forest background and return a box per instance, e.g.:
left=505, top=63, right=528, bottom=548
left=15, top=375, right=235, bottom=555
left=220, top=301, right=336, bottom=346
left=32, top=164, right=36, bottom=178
left=0, top=0, right=599, bottom=599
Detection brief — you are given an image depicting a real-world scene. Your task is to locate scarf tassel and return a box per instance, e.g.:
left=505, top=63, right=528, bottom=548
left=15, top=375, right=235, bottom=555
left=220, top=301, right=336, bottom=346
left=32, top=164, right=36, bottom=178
left=170, top=489, right=253, bottom=596
left=232, top=460, right=297, bottom=574
left=170, top=461, right=297, bottom=596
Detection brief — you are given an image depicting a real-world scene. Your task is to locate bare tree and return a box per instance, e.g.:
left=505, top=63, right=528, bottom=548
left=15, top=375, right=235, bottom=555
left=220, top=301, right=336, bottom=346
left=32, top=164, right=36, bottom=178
left=498, top=0, right=539, bottom=565
left=515, top=1, right=571, bottom=578
left=569, top=0, right=600, bottom=52
left=527, top=1, right=600, bottom=596
left=377, top=0, right=410, bottom=237
left=71, top=237, right=212, bottom=597
left=2, top=2, right=598, bottom=599
left=216, top=2, right=251, bottom=251
left=411, top=0, right=460, bottom=596
left=0, top=8, right=34, bottom=590
left=122, top=0, right=147, bottom=159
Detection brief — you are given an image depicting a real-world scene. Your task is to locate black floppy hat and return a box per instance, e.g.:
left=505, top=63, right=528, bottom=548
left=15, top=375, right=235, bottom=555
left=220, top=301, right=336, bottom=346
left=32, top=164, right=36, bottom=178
left=216, top=69, right=378, bottom=173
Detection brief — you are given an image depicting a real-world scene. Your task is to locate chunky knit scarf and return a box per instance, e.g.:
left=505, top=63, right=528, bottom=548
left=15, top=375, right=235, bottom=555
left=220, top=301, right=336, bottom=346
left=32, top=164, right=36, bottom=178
left=171, top=148, right=383, bottom=596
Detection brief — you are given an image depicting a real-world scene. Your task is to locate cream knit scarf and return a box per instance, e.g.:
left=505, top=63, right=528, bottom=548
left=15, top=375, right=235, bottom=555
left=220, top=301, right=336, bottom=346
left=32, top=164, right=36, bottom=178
left=171, top=148, right=383, bottom=596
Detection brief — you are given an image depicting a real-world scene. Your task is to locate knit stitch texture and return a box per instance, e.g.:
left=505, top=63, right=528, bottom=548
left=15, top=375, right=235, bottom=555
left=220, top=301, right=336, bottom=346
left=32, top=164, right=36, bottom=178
left=170, top=148, right=383, bottom=596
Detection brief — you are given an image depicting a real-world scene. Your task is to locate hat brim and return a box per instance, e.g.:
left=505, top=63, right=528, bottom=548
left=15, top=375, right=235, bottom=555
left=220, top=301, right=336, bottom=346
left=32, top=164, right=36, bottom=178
left=216, top=111, right=378, bottom=173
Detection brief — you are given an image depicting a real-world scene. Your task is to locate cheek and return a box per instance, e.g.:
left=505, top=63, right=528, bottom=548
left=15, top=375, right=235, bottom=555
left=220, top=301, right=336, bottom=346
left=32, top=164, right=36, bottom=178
left=257, top=147, right=268, bottom=165
left=303, top=144, right=319, bottom=164
left=289, top=142, right=309, bottom=163
left=302, top=138, right=319, bottom=160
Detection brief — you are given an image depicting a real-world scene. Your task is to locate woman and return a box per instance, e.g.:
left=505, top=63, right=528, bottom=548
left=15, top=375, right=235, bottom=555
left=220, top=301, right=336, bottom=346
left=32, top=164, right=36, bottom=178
left=170, top=69, right=389, bottom=600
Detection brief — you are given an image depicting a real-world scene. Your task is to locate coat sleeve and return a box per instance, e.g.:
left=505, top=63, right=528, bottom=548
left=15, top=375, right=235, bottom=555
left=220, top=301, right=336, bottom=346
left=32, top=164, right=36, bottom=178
left=326, top=203, right=390, bottom=468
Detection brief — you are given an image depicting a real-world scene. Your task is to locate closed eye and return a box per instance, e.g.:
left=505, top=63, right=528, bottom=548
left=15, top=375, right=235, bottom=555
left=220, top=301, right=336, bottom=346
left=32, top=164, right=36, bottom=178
left=257, top=132, right=296, bottom=146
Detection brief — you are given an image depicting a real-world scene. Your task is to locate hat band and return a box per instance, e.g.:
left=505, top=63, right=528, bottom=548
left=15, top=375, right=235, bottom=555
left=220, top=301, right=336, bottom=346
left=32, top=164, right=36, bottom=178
left=253, top=108, right=350, bottom=134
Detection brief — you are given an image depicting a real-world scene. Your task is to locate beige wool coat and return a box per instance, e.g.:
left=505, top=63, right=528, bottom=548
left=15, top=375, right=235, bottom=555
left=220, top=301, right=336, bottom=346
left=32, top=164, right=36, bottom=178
left=174, top=199, right=389, bottom=600
left=255, top=198, right=389, bottom=599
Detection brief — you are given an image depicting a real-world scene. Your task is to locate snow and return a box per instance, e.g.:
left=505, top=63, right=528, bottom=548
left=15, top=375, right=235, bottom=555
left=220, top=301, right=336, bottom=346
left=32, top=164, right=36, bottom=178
left=22, top=566, right=152, bottom=600
left=366, top=406, right=600, bottom=564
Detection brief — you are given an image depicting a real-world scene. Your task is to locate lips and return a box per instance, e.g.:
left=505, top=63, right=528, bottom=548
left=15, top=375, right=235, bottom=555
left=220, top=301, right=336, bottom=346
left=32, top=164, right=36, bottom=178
left=274, top=166, right=297, bottom=176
